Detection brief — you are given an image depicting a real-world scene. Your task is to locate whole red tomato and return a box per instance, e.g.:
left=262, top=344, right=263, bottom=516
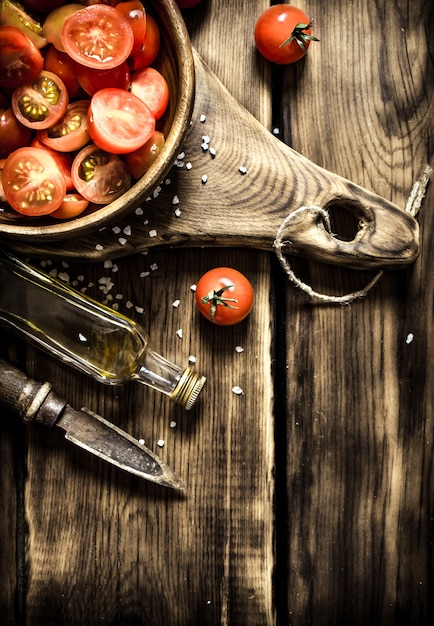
left=254, top=4, right=319, bottom=64
left=195, top=268, right=254, bottom=325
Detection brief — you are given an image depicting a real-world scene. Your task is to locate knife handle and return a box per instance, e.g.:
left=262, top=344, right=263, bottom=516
left=0, top=357, right=67, bottom=427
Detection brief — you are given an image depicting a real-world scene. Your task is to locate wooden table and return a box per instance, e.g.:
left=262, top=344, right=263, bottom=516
left=1, top=1, right=433, bottom=624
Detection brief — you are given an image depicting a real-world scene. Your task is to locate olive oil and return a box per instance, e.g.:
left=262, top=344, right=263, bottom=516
left=0, top=250, right=205, bottom=409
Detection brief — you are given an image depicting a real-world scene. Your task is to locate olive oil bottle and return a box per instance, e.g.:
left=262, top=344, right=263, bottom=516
left=0, top=250, right=205, bottom=409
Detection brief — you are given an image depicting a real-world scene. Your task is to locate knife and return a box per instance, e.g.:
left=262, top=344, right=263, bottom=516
left=0, top=357, right=186, bottom=490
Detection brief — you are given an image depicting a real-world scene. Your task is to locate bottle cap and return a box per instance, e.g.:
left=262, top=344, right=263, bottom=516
left=170, top=367, right=206, bottom=410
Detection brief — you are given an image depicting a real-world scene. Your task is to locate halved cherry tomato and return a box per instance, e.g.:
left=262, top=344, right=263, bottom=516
left=124, top=129, right=165, bottom=179
left=254, top=5, right=319, bottom=65
left=2, top=146, right=67, bottom=215
left=0, top=26, right=44, bottom=89
left=0, top=0, right=46, bottom=49
left=37, top=99, right=90, bottom=152
left=71, top=143, right=131, bottom=204
left=43, top=46, right=82, bottom=99
left=50, top=191, right=89, bottom=219
left=0, top=104, right=32, bottom=158
left=30, top=137, right=74, bottom=190
left=88, top=87, right=155, bottom=154
left=130, top=66, right=169, bottom=120
left=12, top=69, right=69, bottom=130
left=115, top=0, right=146, bottom=55
left=42, top=3, right=83, bottom=52
left=76, top=61, right=130, bottom=96
left=195, top=267, right=254, bottom=325
left=61, top=5, right=134, bottom=70
left=128, top=13, right=160, bottom=71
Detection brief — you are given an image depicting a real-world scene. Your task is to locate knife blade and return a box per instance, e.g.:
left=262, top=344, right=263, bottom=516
left=0, top=357, right=186, bottom=490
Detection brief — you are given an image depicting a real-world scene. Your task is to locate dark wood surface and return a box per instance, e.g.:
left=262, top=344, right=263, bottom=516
left=1, top=0, right=433, bottom=624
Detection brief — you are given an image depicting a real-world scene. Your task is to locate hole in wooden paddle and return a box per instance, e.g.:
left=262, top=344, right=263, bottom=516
left=325, top=201, right=363, bottom=242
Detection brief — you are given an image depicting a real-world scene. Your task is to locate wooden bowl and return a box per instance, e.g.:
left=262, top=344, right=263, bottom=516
left=0, top=0, right=195, bottom=242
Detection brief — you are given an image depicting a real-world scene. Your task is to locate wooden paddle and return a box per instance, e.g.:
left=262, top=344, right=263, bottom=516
left=4, top=50, right=421, bottom=270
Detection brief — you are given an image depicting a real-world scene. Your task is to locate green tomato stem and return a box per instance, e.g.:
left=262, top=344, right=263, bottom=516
left=201, top=285, right=239, bottom=321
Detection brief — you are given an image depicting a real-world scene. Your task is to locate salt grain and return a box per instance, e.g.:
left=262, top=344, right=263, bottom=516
left=174, top=208, right=182, bottom=217
left=176, top=329, right=183, bottom=339
left=95, top=244, right=104, bottom=251
left=232, top=386, right=244, bottom=395
left=149, top=229, right=157, bottom=237
left=239, top=166, right=247, bottom=175
left=201, top=174, right=208, bottom=184
left=150, top=263, right=158, bottom=271
left=118, top=237, right=127, bottom=245
left=172, top=195, right=180, bottom=205
left=191, top=284, right=197, bottom=292
left=140, top=271, right=150, bottom=278
left=58, top=272, right=70, bottom=282
left=135, top=305, right=144, bottom=314
left=188, top=355, right=196, bottom=365
left=135, top=207, right=144, bottom=215
left=104, top=260, right=113, bottom=269
left=201, top=142, right=209, bottom=151
left=234, top=345, right=244, bottom=353
left=112, top=226, right=121, bottom=234
left=406, top=333, right=414, bottom=344
left=177, top=151, right=185, bottom=160
left=186, top=162, right=192, bottom=170
left=126, top=301, right=133, bottom=309
left=139, top=439, right=145, bottom=445
left=172, top=299, right=181, bottom=308
left=209, top=147, right=217, bottom=157
left=200, top=114, right=206, bottom=122
left=123, top=225, right=132, bottom=236
left=157, top=439, right=165, bottom=447
left=170, top=421, right=177, bottom=429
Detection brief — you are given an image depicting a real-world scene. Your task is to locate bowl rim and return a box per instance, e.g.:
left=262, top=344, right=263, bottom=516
left=0, top=0, right=195, bottom=242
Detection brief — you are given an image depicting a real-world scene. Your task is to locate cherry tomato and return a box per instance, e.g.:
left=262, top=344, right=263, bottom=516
left=12, top=69, right=69, bottom=130
left=88, top=87, right=155, bottom=154
left=0, top=105, right=32, bottom=158
left=49, top=191, right=89, bottom=219
left=61, top=4, right=134, bottom=70
left=0, top=26, right=44, bottom=89
left=30, top=137, right=74, bottom=190
left=115, top=0, right=146, bottom=55
left=43, top=46, right=82, bottom=99
left=176, top=0, right=204, bottom=8
left=130, top=66, right=169, bottom=120
left=2, top=146, right=67, bottom=215
left=254, top=4, right=319, bottom=65
left=76, top=61, right=130, bottom=96
left=195, top=268, right=254, bottom=325
left=0, top=0, right=46, bottom=49
left=71, top=143, right=131, bottom=204
left=124, top=129, right=165, bottom=179
left=129, top=13, right=160, bottom=71
left=37, top=99, right=90, bottom=152
left=42, top=3, right=83, bottom=52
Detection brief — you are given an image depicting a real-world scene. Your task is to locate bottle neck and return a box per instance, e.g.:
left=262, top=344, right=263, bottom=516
left=136, top=350, right=206, bottom=410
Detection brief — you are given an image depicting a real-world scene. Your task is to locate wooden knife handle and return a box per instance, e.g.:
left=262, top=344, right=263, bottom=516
left=0, top=357, right=66, bottom=427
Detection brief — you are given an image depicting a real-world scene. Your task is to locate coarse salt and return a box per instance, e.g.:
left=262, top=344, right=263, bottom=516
left=201, top=174, right=208, bottom=184
left=174, top=208, right=182, bottom=217
left=170, top=421, right=177, bottom=429
left=118, top=237, right=127, bottom=246
left=239, top=166, right=247, bottom=175
left=186, top=162, right=192, bottom=170
left=232, top=386, right=243, bottom=395
left=112, top=226, right=121, bottom=234
left=406, top=333, right=414, bottom=344
left=149, top=229, right=157, bottom=238
left=234, top=345, right=244, bottom=353
left=173, top=299, right=181, bottom=308
left=176, top=329, right=183, bottom=339
left=172, top=195, right=180, bottom=205
left=123, top=225, right=132, bottom=236
left=157, top=439, right=165, bottom=447
left=200, top=114, right=206, bottom=122
left=135, top=207, right=144, bottom=215
left=188, top=355, right=196, bottom=364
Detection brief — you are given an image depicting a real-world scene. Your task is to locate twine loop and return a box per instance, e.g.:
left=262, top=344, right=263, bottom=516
left=273, top=165, right=432, bottom=305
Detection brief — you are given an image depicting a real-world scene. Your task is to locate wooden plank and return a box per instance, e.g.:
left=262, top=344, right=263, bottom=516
left=281, top=0, right=433, bottom=624
left=3, top=1, right=276, bottom=624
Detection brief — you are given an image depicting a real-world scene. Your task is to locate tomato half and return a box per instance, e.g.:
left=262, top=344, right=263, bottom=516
left=49, top=191, right=89, bottom=219
left=88, top=87, right=155, bottom=154
left=115, top=0, right=146, bottom=55
left=37, top=99, right=90, bottom=152
left=76, top=61, right=130, bottom=96
left=254, top=5, right=319, bottom=65
left=0, top=0, right=46, bottom=49
left=130, top=66, right=169, bottom=120
left=195, top=268, right=254, bottom=325
left=2, top=146, right=67, bottom=215
left=129, top=13, right=160, bottom=71
left=12, top=69, right=69, bottom=130
left=71, top=143, right=131, bottom=204
left=0, top=25, right=44, bottom=89
left=0, top=105, right=32, bottom=158
left=124, top=129, right=165, bottom=179
left=61, top=4, right=134, bottom=70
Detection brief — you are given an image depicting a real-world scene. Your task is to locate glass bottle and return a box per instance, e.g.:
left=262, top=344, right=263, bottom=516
left=0, top=249, right=205, bottom=410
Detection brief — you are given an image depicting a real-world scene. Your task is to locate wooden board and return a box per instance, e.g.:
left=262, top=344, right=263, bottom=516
left=0, top=0, right=433, bottom=624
